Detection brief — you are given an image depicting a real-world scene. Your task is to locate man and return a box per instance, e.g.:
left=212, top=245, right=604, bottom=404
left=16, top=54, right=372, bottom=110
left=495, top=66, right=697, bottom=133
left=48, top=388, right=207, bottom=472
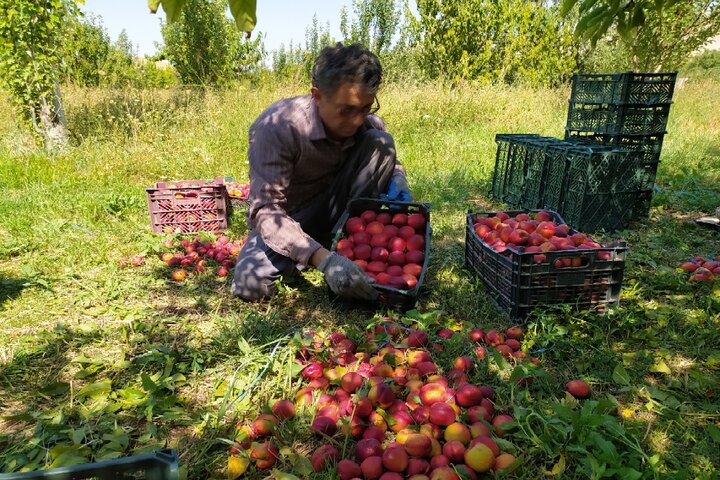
left=231, top=43, right=411, bottom=302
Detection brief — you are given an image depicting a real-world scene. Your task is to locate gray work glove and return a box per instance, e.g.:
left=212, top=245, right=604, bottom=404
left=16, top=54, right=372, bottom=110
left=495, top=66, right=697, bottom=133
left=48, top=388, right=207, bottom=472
left=318, top=252, right=378, bottom=301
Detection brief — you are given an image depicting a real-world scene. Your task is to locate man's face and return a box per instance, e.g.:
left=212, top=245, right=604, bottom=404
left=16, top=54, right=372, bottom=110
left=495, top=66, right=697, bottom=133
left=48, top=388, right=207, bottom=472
left=312, top=82, right=378, bottom=139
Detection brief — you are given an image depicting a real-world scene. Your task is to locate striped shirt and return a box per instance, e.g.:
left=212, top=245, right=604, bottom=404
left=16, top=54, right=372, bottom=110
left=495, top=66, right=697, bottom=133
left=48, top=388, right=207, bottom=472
left=247, top=94, right=404, bottom=265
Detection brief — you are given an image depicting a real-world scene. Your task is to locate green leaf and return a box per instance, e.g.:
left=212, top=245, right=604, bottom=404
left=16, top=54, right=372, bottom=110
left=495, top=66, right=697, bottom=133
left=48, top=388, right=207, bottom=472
left=39, top=382, right=70, bottom=397
left=159, top=0, right=187, bottom=23
left=76, top=379, right=112, bottom=399
left=612, top=364, right=630, bottom=385
left=48, top=444, right=90, bottom=468
left=707, top=423, right=720, bottom=443
left=148, top=0, right=161, bottom=13
left=649, top=358, right=671, bottom=374
left=560, top=0, right=583, bottom=17
left=229, top=0, right=257, bottom=33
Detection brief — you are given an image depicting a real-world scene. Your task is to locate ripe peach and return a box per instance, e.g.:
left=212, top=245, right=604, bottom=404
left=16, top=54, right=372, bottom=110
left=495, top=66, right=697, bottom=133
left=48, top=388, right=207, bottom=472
left=399, top=225, right=416, bottom=239
left=444, top=422, right=471, bottom=445
left=407, top=458, right=431, bottom=476
left=403, top=263, right=423, bottom=278
left=311, top=444, right=339, bottom=472
left=442, top=440, right=466, bottom=463
left=383, top=445, right=409, bottom=473
left=566, top=379, right=591, bottom=399
left=465, top=405, right=492, bottom=423
left=391, top=212, right=408, bottom=227
left=356, top=437, right=383, bottom=461
left=388, top=250, right=406, bottom=265
left=468, top=328, right=485, bottom=343
left=389, top=411, right=413, bottom=433
left=469, top=421, right=492, bottom=438
left=404, top=433, right=433, bottom=457
left=371, top=246, right=390, bottom=262
left=369, top=382, right=395, bottom=408
left=407, top=234, right=425, bottom=251
left=361, top=209, right=377, bottom=223
left=170, top=269, right=187, bottom=281
left=370, top=233, right=390, bottom=248
left=454, top=464, right=478, bottom=480
left=429, top=466, right=459, bottom=480
left=337, top=459, right=363, bottom=480
left=429, top=402, right=456, bottom=426
left=346, top=217, right=366, bottom=234
left=366, top=221, right=385, bottom=236
left=407, top=350, right=432, bottom=368
left=430, top=454, right=450, bottom=468
left=464, top=442, right=494, bottom=473
left=419, top=422, right=441, bottom=440
left=418, top=361, right=438, bottom=376
left=361, top=456, right=384, bottom=479
left=384, top=224, right=400, bottom=237
left=250, top=441, right=279, bottom=469
left=453, top=356, right=472, bottom=371
left=406, top=249, right=425, bottom=264
left=494, top=453, right=517, bottom=471
left=492, top=414, right=514, bottom=437
left=295, top=386, right=314, bottom=406
left=379, top=473, right=404, bottom=480
left=271, top=399, right=295, bottom=419
left=341, top=372, right=363, bottom=393
left=408, top=213, right=426, bottom=230
left=407, top=330, right=429, bottom=348
left=469, top=435, right=500, bottom=457
left=455, top=384, right=483, bottom=407
left=312, top=415, right=337, bottom=436
left=411, top=405, right=431, bottom=424
left=252, top=414, right=278, bottom=436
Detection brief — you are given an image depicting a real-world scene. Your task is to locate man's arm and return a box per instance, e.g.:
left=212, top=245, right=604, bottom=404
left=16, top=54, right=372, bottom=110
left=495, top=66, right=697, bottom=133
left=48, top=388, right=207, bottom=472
left=247, top=121, right=323, bottom=266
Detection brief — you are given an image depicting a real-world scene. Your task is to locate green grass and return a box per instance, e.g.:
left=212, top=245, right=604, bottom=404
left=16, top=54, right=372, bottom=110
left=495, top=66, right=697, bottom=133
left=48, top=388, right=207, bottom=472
left=0, top=77, right=719, bottom=479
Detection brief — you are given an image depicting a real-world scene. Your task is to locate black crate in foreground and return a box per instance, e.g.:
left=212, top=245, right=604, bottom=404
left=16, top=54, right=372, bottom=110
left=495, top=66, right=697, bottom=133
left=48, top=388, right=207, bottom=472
left=465, top=210, right=626, bottom=320
left=330, top=197, right=431, bottom=312
left=0, top=449, right=180, bottom=480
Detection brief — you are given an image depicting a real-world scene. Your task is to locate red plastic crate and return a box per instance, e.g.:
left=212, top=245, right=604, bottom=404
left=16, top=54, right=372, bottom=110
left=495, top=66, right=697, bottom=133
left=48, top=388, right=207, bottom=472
left=464, top=210, right=626, bottom=320
left=146, top=180, right=230, bottom=234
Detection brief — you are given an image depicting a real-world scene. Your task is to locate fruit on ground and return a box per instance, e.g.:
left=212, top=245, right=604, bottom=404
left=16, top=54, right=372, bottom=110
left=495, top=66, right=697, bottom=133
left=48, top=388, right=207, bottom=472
left=311, top=444, right=339, bottom=472
left=271, top=399, right=295, bottom=419
left=566, top=379, right=591, bottom=399
left=464, top=442, right=494, bottom=473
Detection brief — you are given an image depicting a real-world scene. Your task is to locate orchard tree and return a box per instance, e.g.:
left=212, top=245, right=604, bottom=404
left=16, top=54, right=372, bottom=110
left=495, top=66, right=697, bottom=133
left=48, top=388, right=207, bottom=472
left=0, top=0, right=79, bottom=149
left=561, top=0, right=720, bottom=71
left=340, top=0, right=401, bottom=54
left=411, top=0, right=578, bottom=86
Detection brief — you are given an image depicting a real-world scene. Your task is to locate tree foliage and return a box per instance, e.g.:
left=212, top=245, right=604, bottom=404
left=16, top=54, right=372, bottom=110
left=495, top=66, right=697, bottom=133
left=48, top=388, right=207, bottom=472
left=412, top=0, right=578, bottom=86
left=562, top=0, right=720, bottom=71
left=340, top=0, right=401, bottom=55
left=0, top=0, right=77, bottom=147
left=149, top=0, right=257, bottom=33
left=161, top=0, right=264, bottom=85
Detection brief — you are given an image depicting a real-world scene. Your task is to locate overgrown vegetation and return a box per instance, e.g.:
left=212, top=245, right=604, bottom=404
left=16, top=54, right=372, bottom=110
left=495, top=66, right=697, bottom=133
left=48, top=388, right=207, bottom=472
left=0, top=76, right=718, bottom=478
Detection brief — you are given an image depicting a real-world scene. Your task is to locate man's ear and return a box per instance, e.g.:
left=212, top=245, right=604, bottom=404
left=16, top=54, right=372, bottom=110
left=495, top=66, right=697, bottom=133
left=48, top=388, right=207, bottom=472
left=310, top=87, right=321, bottom=101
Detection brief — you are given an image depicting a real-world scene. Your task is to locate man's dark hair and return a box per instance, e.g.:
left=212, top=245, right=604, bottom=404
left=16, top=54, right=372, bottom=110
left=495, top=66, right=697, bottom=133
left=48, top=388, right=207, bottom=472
left=311, top=43, right=382, bottom=95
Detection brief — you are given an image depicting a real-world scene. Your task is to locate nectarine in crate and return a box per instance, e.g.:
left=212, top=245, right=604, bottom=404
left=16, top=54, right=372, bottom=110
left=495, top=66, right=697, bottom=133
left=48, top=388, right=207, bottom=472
left=146, top=179, right=230, bottom=234
left=464, top=209, right=626, bottom=320
left=330, top=197, right=431, bottom=311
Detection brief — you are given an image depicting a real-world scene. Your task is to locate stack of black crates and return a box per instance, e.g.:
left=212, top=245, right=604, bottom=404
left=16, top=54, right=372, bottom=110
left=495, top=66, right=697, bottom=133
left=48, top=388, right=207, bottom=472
left=491, top=71, right=677, bottom=232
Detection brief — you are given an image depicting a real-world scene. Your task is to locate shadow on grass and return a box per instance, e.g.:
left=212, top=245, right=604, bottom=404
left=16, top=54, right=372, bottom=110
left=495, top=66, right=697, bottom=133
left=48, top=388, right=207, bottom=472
left=0, top=275, right=27, bottom=309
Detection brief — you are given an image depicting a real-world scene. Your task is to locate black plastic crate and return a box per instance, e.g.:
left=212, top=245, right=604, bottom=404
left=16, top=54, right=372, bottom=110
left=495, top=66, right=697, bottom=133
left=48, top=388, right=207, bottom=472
left=491, top=134, right=540, bottom=205
left=570, top=71, right=677, bottom=105
left=464, top=210, right=626, bottom=320
left=0, top=449, right=180, bottom=480
left=566, top=102, right=671, bottom=136
left=329, top=197, right=431, bottom=312
left=492, top=134, right=572, bottom=209
left=565, top=130, right=664, bottom=164
left=545, top=145, right=647, bottom=231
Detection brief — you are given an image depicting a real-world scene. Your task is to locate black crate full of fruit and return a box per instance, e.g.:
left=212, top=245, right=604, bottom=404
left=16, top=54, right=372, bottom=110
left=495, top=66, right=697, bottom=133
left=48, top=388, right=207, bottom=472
left=146, top=179, right=230, bottom=234
left=464, top=209, right=626, bottom=320
left=330, top=197, right=431, bottom=311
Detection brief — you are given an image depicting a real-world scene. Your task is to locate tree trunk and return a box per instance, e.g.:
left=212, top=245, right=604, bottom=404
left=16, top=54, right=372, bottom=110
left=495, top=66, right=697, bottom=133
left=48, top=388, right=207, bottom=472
left=37, top=79, right=68, bottom=151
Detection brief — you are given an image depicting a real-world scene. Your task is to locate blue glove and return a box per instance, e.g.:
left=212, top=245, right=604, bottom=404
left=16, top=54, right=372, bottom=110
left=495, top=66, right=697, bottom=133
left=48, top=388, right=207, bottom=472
left=381, top=176, right=412, bottom=202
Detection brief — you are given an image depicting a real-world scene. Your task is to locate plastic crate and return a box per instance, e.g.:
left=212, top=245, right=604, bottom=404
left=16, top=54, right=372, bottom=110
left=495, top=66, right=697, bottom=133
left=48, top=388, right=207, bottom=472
left=329, top=197, right=431, bottom=312
left=544, top=144, right=647, bottom=231
left=464, top=210, right=626, bottom=320
left=146, top=179, right=230, bottom=234
left=564, top=131, right=664, bottom=219
left=569, top=71, right=677, bottom=105
left=566, top=102, right=671, bottom=135
left=0, top=449, right=180, bottom=480
left=491, top=134, right=571, bottom=209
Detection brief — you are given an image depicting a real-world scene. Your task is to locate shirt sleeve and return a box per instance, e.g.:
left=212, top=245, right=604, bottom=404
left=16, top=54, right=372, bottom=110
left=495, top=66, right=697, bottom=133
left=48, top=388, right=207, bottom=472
left=367, top=114, right=406, bottom=178
left=247, top=121, right=322, bottom=265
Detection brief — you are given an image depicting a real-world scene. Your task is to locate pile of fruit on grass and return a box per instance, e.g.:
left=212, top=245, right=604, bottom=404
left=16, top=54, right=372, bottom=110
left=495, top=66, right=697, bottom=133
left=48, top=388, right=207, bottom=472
left=680, top=255, right=720, bottom=282
left=158, top=234, right=245, bottom=281
left=336, top=210, right=427, bottom=290
left=471, top=210, right=613, bottom=263
left=228, top=315, right=594, bottom=479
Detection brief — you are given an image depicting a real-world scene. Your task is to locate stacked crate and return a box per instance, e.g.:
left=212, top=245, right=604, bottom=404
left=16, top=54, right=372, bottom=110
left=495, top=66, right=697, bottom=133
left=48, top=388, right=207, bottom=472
left=490, top=71, right=676, bottom=231
left=564, top=72, right=676, bottom=218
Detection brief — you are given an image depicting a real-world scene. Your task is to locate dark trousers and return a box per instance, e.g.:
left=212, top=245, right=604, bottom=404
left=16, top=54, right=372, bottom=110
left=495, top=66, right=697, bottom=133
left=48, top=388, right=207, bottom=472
left=231, top=129, right=397, bottom=301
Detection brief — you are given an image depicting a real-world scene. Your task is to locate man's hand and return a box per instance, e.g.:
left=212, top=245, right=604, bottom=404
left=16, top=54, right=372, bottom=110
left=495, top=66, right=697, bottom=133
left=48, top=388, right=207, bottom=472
left=318, top=252, right=378, bottom=301
left=381, top=175, right=412, bottom=202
